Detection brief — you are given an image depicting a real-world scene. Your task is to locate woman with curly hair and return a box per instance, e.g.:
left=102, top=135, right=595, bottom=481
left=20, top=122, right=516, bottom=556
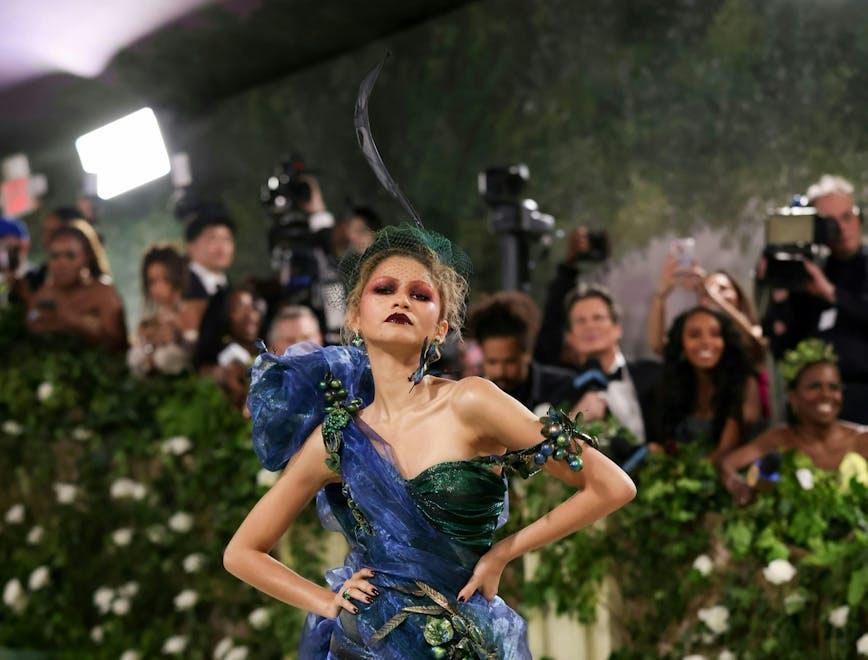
left=720, top=340, right=868, bottom=504
left=658, top=306, right=760, bottom=465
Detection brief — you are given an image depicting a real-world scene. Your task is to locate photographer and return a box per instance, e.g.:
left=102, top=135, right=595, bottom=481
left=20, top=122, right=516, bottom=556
left=762, top=175, right=868, bottom=424
left=534, top=226, right=605, bottom=367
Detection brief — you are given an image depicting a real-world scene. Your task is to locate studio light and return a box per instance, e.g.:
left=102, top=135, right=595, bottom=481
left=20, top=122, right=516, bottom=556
left=75, top=108, right=171, bottom=200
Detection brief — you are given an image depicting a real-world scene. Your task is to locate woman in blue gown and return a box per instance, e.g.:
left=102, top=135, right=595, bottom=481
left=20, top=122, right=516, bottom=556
left=223, top=60, right=636, bottom=660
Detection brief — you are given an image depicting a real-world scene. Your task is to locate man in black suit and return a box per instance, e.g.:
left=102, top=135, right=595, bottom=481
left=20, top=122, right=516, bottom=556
left=182, top=203, right=236, bottom=301
left=552, top=285, right=662, bottom=466
left=467, top=291, right=576, bottom=413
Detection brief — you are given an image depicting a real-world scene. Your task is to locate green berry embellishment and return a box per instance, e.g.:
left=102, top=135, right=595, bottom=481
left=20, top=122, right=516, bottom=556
left=423, top=617, right=454, bottom=646
left=318, top=381, right=327, bottom=390
left=554, top=447, right=567, bottom=460
left=329, top=379, right=341, bottom=390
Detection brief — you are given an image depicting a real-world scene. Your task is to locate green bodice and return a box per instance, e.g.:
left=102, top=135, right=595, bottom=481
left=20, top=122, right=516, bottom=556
left=406, top=460, right=506, bottom=555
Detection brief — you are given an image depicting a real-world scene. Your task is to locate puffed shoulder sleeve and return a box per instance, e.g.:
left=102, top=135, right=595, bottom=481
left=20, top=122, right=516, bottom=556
left=247, top=341, right=374, bottom=471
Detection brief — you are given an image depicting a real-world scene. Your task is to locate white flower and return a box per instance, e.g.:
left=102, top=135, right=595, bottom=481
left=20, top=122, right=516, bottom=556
left=27, top=566, right=50, bottom=591
left=161, top=436, right=192, bottom=456
left=718, top=651, right=736, bottom=660
left=72, top=427, right=93, bottom=440
left=111, top=528, right=134, bottom=547
left=120, top=651, right=140, bottom=660
left=3, top=578, right=27, bottom=612
left=118, top=581, right=139, bottom=598
left=173, top=589, right=198, bottom=611
left=90, top=625, right=104, bottom=643
left=153, top=344, right=189, bottom=374
left=168, top=511, right=193, bottom=533
left=795, top=468, right=815, bottom=490
left=858, top=632, right=868, bottom=656
left=93, top=587, right=116, bottom=614
left=162, top=635, right=188, bottom=655
left=183, top=553, right=205, bottom=573
left=213, top=637, right=234, bottom=660
left=37, top=382, right=54, bottom=401
left=112, top=597, right=131, bottom=616
left=248, top=606, right=271, bottom=630
left=26, top=526, right=44, bottom=545
left=54, top=482, right=78, bottom=504
left=828, top=605, right=849, bottom=628
left=5, top=503, right=25, bottom=524
left=683, top=655, right=706, bottom=660
left=2, top=420, right=23, bottom=435
left=225, top=647, right=249, bottom=660
left=692, top=554, right=713, bottom=576
left=762, top=558, right=796, bottom=585
left=256, top=468, right=279, bottom=488
left=110, top=478, right=147, bottom=501
left=146, top=524, right=167, bottom=544
left=698, top=605, right=730, bottom=635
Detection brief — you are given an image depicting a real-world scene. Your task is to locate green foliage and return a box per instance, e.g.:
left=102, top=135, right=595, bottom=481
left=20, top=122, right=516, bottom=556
left=501, top=445, right=867, bottom=658
left=0, top=314, right=327, bottom=658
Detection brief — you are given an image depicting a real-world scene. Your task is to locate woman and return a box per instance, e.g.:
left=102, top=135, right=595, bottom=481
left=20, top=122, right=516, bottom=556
left=659, top=306, right=759, bottom=464
left=194, top=287, right=264, bottom=408
left=223, top=224, right=635, bottom=657
left=720, top=340, right=868, bottom=504
left=128, top=244, right=201, bottom=375
left=26, top=223, right=126, bottom=351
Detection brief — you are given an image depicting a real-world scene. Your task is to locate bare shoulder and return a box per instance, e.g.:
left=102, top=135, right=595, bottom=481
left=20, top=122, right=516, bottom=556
left=754, top=424, right=794, bottom=451
left=445, top=376, right=505, bottom=418
left=290, top=422, right=340, bottom=486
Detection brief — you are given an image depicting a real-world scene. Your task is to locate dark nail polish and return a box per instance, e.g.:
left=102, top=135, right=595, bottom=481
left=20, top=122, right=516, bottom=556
left=365, top=597, right=372, bottom=603
left=372, top=588, right=380, bottom=596
left=352, top=607, right=359, bottom=614
left=458, top=596, right=465, bottom=603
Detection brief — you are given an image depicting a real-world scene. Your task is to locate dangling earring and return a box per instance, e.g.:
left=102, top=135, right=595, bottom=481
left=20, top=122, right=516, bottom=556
left=409, top=337, right=442, bottom=389
left=351, top=329, right=365, bottom=350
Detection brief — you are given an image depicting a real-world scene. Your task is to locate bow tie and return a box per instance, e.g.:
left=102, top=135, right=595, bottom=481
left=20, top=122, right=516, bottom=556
left=607, top=366, right=623, bottom=382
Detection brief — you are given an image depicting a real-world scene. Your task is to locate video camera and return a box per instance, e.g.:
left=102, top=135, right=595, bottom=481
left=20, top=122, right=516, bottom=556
left=762, top=196, right=844, bottom=287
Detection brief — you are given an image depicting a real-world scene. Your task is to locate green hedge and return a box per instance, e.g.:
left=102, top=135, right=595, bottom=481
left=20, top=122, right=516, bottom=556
left=1, top=308, right=866, bottom=658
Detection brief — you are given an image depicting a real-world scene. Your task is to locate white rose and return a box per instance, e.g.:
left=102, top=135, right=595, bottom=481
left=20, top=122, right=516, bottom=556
left=692, top=554, right=713, bottom=576
left=795, top=468, right=815, bottom=490
left=110, top=478, right=147, bottom=501
left=213, top=637, right=234, bottom=660
left=248, top=606, right=271, bottom=630
left=762, top=558, right=796, bottom=585
left=72, top=427, right=93, bottom=441
left=111, top=528, right=134, bottom=547
left=153, top=344, right=189, bottom=374
left=3, top=578, right=27, bottom=612
left=5, top=503, right=25, bottom=524
left=718, top=651, right=736, bottom=660
left=93, top=587, right=116, bottom=614
left=27, top=566, right=50, bottom=591
left=162, top=635, right=188, bottom=655
left=828, top=605, right=849, bottom=628
left=256, top=468, right=279, bottom=488
left=2, top=420, right=23, bottom=435
left=54, top=482, right=78, bottom=504
left=120, top=651, right=141, bottom=660
left=112, top=597, right=131, bottom=616
left=37, top=382, right=54, bottom=401
left=225, top=647, right=249, bottom=660
left=857, top=632, right=868, bottom=656
left=146, top=524, right=167, bottom=544
left=118, top=581, right=139, bottom=598
left=26, top=526, right=44, bottom=545
left=698, top=605, right=729, bottom=635
left=173, top=589, right=198, bottom=611
left=161, top=436, right=192, bottom=456
left=168, top=511, right=193, bottom=533
left=183, top=553, right=205, bottom=573
left=90, top=625, right=104, bottom=643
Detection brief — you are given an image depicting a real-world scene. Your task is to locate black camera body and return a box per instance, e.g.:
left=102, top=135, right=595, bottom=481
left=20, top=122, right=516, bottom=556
left=763, top=203, right=840, bottom=287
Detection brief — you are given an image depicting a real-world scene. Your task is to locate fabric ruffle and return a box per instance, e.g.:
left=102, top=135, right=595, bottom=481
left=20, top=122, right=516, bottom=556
left=247, top=342, right=374, bottom=471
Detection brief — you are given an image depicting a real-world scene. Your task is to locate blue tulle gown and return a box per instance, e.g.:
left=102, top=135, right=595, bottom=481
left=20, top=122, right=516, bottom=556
left=248, top=343, right=534, bottom=659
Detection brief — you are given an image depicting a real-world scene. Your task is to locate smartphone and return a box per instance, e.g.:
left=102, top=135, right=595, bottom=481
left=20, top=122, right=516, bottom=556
left=670, top=238, right=695, bottom=269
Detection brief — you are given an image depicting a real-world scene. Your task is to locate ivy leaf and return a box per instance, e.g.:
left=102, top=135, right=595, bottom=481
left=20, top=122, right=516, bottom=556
left=847, top=566, right=868, bottom=607
left=724, top=520, right=752, bottom=556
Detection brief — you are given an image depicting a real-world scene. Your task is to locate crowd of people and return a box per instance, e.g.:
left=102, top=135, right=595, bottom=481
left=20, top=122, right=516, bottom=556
left=1, top=173, right=866, bottom=502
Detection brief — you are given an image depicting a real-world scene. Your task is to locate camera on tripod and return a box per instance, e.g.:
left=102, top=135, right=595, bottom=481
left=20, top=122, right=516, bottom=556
left=762, top=196, right=844, bottom=287
left=479, top=164, right=555, bottom=291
